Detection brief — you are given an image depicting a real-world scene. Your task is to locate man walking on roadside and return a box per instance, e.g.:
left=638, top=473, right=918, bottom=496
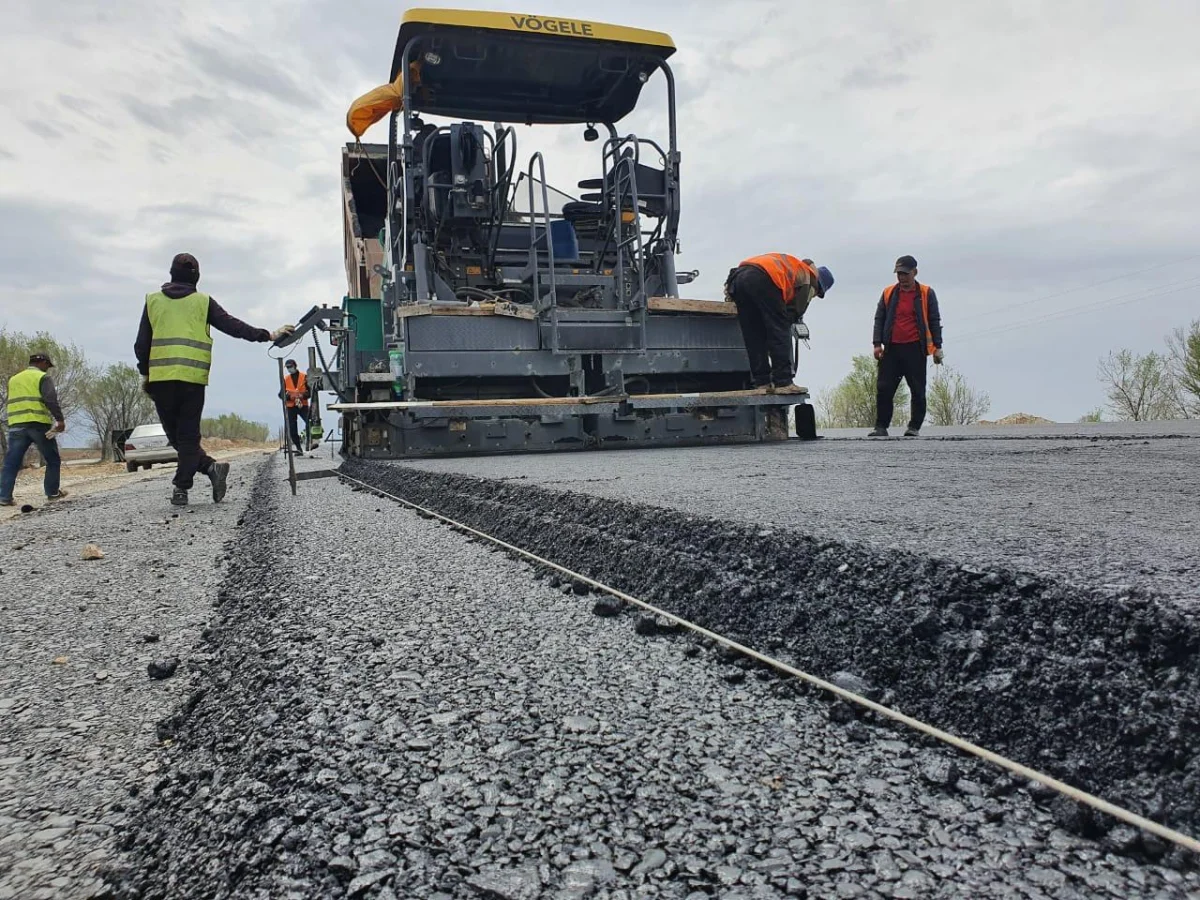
left=0, top=353, right=69, bottom=506
left=870, top=255, right=943, bottom=437
left=725, top=253, right=835, bottom=392
left=134, top=253, right=294, bottom=507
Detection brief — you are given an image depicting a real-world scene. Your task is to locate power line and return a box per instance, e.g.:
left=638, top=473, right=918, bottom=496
left=954, top=276, right=1200, bottom=345
left=955, top=278, right=1200, bottom=344
left=965, top=254, right=1200, bottom=322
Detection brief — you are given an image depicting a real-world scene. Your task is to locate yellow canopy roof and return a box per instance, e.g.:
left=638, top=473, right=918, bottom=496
left=347, top=8, right=676, bottom=136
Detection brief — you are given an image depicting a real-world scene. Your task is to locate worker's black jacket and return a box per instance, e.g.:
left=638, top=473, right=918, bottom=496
left=133, top=282, right=271, bottom=377
left=872, top=282, right=943, bottom=350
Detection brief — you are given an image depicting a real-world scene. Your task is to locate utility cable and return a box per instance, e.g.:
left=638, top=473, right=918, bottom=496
left=963, top=254, right=1200, bottom=322
left=954, top=276, right=1200, bottom=345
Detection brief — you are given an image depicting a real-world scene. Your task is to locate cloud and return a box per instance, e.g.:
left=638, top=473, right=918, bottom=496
left=0, top=199, right=121, bottom=293
left=841, top=64, right=910, bottom=90
left=122, top=94, right=220, bottom=134
left=181, top=32, right=308, bottom=107
left=22, top=120, right=69, bottom=141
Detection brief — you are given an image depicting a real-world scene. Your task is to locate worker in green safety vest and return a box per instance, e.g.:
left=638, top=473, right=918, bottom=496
left=1, top=352, right=69, bottom=506
left=134, top=253, right=295, bottom=507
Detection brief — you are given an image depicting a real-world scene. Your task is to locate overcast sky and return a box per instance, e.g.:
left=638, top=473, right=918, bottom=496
left=2, top=0, right=1198, bottom=433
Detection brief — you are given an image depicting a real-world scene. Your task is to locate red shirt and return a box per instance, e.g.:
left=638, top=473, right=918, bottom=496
left=890, top=288, right=921, bottom=344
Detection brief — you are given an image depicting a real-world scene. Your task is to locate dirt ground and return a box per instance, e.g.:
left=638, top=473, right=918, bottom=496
left=1, top=442, right=277, bottom=522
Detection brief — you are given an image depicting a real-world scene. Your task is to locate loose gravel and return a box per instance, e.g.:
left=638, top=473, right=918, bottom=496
left=0, top=457, right=267, bottom=900
left=339, top=454, right=1200, bottom=854
left=110, top=457, right=1199, bottom=898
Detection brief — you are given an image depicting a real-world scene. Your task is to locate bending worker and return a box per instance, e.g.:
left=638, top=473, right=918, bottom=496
left=134, top=253, right=294, bottom=507
left=281, top=359, right=312, bottom=454
left=725, top=253, right=835, bottom=392
left=0, top=352, right=68, bottom=506
left=870, top=255, right=944, bottom=437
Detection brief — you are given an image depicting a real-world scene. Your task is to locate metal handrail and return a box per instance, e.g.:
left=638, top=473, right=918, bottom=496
left=612, top=155, right=647, bottom=313
left=526, top=153, right=558, bottom=326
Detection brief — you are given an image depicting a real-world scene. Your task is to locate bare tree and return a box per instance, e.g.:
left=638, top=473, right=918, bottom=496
left=81, top=363, right=157, bottom=461
left=1165, top=319, right=1200, bottom=418
left=816, top=355, right=908, bottom=428
left=201, top=413, right=269, bottom=442
left=0, top=327, right=89, bottom=455
left=927, top=367, right=991, bottom=426
left=1098, top=349, right=1176, bottom=422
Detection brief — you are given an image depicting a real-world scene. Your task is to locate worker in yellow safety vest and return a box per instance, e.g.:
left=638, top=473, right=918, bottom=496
left=133, top=253, right=294, bottom=507
left=1, top=352, right=68, bottom=506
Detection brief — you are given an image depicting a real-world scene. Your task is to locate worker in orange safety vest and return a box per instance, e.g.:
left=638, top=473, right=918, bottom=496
left=870, top=255, right=944, bottom=437
left=281, top=359, right=312, bottom=454
left=724, top=254, right=835, bottom=392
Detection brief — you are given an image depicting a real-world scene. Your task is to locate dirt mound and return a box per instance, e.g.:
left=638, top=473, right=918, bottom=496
left=979, top=412, right=1056, bottom=426
left=202, top=439, right=274, bottom=452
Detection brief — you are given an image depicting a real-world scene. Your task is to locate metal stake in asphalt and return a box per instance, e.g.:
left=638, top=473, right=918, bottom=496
left=277, top=356, right=297, bottom=495
left=336, top=471, right=1200, bottom=858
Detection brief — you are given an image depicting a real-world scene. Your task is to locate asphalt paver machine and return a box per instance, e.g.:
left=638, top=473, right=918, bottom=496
left=278, top=8, right=817, bottom=458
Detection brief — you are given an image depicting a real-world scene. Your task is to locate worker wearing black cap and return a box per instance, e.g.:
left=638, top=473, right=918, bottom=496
left=1, top=352, right=68, bottom=506
left=134, top=253, right=295, bottom=506
left=870, top=255, right=943, bottom=437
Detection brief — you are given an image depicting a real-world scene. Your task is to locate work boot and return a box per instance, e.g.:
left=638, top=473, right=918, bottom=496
left=171, top=488, right=188, bottom=507
left=868, top=427, right=888, bottom=437
left=209, top=462, right=230, bottom=503
left=0, top=498, right=13, bottom=507
left=46, top=490, right=68, bottom=501
left=904, top=426, right=921, bottom=437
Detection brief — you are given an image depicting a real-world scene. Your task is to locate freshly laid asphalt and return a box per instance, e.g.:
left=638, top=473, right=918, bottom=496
left=402, top=424, right=1200, bottom=606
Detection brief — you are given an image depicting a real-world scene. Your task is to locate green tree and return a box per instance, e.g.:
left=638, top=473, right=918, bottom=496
left=0, top=327, right=90, bottom=454
left=201, top=413, right=269, bottom=442
left=816, top=354, right=908, bottom=428
left=1165, top=319, right=1200, bottom=418
left=927, top=366, right=991, bottom=426
left=81, top=363, right=157, bottom=461
left=1077, top=408, right=1104, bottom=423
left=1097, top=349, right=1176, bottom=422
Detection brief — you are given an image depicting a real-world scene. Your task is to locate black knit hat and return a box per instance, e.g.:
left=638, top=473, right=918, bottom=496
left=170, top=252, right=200, bottom=284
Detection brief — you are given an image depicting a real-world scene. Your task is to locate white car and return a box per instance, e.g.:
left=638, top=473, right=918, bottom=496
left=123, top=423, right=177, bottom=472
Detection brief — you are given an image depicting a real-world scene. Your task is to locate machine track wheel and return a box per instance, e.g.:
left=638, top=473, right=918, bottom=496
left=795, top=403, right=818, bottom=441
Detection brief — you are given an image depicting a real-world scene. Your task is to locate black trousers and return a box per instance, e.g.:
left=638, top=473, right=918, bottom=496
left=287, top=405, right=311, bottom=452
left=876, top=342, right=927, bottom=430
left=731, top=265, right=793, bottom=387
left=148, top=381, right=213, bottom=490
